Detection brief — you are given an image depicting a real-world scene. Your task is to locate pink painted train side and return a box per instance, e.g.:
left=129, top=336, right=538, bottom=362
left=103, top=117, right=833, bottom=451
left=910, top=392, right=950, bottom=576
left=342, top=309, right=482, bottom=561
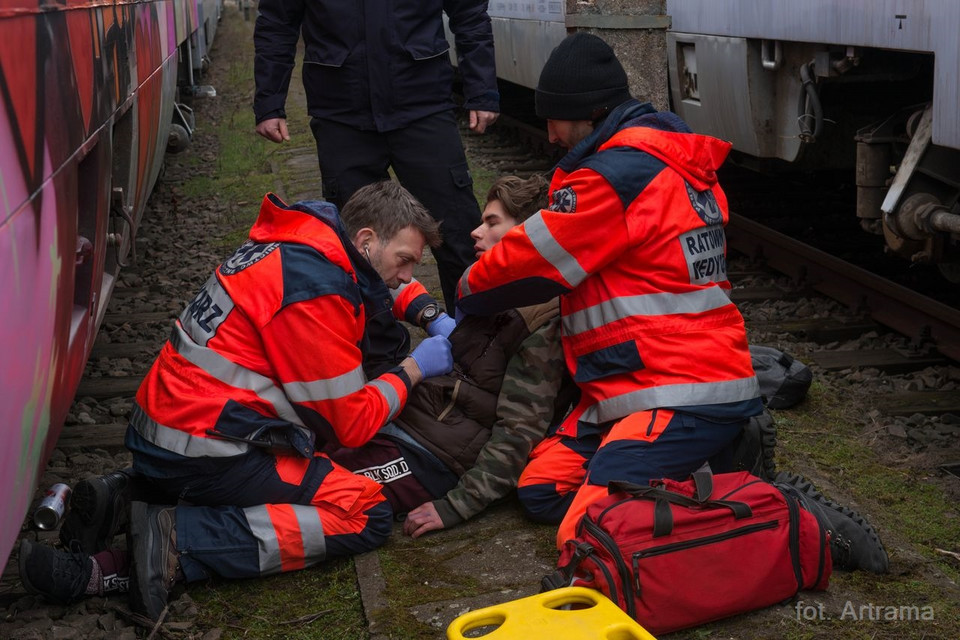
left=0, top=0, right=221, bottom=571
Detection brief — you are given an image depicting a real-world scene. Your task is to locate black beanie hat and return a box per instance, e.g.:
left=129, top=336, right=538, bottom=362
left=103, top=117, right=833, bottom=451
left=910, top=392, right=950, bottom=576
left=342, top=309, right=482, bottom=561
left=535, top=32, right=632, bottom=121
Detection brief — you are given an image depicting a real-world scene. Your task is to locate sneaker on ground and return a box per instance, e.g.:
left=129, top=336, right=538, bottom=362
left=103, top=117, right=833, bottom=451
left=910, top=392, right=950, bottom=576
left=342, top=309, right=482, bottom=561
left=774, top=471, right=889, bottom=573
left=128, top=501, right=180, bottom=622
left=18, top=538, right=93, bottom=605
left=59, top=469, right=135, bottom=554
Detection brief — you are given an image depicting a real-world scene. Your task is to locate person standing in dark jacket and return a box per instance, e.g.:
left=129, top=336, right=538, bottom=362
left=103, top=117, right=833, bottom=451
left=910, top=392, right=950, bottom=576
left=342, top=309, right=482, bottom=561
left=253, top=0, right=500, bottom=312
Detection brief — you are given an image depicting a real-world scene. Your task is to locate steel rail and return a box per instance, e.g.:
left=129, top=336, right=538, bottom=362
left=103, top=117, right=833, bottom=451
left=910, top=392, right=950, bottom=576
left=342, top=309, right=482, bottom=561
left=727, top=212, right=960, bottom=361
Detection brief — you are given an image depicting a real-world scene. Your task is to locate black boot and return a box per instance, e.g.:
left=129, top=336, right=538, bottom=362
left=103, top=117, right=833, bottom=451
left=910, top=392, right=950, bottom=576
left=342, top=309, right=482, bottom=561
left=774, top=471, right=889, bottom=573
left=729, top=410, right=778, bottom=481
left=128, top=501, right=181, bottom=622
left=59, top=470, right=135, bottom=554
left=19, top=539, right=93, bottom=605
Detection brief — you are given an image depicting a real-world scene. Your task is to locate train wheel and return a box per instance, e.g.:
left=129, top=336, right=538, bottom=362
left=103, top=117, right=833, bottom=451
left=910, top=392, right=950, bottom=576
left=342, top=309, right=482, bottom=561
left=167, top=124, right=191, bottom=154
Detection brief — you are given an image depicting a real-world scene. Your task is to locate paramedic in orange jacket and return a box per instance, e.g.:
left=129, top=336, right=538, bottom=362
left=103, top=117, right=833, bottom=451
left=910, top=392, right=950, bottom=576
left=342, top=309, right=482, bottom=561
left=16, top=182, right=456, bottom=621
left=457, top=33, right=765, bottom=548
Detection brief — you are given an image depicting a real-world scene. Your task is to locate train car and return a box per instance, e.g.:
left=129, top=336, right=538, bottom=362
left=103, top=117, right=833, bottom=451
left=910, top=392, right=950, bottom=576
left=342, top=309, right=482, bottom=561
left=477, top=0, right=960, bottom=276
left=0, top=0, right=221, bottom=570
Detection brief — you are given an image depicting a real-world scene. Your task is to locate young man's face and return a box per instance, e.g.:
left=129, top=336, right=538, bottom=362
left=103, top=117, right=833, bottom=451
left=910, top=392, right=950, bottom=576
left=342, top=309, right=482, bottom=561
left=470, top=199, right=519, bottom=258
left=546, top=119, right=594, bottom=149
left=361, top=226, right=426, bottom=289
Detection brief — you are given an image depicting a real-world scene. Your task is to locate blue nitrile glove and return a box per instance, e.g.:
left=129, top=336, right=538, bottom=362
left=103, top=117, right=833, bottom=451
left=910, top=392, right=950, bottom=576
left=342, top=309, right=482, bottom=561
left=410, top=335, right=454, bottom=379
left=455, top=306, right=466, bottom=324
left=426, top=312, right=457, bottom=339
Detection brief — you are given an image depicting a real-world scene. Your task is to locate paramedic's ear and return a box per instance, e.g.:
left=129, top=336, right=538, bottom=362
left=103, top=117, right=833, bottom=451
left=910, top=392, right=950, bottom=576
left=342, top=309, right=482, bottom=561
left=352, top=228, right=377, bottom=254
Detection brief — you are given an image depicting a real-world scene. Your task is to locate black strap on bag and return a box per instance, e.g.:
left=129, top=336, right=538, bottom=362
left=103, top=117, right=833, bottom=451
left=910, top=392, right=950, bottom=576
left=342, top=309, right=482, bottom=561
left=608, top=470, right=753, bottom=537
left=542, top=542, right=594, bottom=593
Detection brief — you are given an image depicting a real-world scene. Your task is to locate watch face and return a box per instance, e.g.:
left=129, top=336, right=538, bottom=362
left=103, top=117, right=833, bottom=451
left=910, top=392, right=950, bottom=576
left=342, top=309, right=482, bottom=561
left=421, top=305, right=439, bottom=322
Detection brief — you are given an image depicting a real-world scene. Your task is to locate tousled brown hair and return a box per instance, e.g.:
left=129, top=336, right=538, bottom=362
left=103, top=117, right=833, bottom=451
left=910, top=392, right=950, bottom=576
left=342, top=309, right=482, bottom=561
left=340, top=181, right=442, bottom=247
left=485, top=174, right=549, bottom=223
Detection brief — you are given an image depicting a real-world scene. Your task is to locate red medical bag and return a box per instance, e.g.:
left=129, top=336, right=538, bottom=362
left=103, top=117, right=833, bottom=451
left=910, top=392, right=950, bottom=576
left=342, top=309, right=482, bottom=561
left=545, top=470, right=831, bottom=635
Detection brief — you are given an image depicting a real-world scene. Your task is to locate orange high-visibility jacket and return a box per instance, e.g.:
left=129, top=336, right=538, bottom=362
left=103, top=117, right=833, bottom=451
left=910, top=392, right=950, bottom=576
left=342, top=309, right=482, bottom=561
left=130, top=194, right=418, bottom=459
left=458, top=102, right=761, bottom=437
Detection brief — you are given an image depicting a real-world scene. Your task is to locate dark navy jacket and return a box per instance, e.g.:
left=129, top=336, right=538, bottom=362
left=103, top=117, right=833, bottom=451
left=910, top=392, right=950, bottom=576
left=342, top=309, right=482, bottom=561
left=254, top=0, right=499, bottom=132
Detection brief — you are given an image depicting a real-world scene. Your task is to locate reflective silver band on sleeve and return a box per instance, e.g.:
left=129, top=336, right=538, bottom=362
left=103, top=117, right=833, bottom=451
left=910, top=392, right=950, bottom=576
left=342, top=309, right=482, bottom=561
left=524, top=215, right=588, bottom=288
left=369, top=379, right=402, bottom=420
left=459, top=265, right=473, bottom=298
left=579, top=376, right=761, bottom=424
left=284, top=365, right=367, bottom=403
left=170, top=324, right=306, bottom=428
left=562, top=288, right=734, bottom=336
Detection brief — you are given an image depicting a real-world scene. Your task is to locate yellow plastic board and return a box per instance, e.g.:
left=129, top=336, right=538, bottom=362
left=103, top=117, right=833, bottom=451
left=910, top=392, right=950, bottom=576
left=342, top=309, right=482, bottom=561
left=446, top=586, right=657, bottom=640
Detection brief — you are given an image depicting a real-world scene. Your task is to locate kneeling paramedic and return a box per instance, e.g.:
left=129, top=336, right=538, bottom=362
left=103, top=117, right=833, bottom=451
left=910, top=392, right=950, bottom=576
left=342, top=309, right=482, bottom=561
left=18, top=181, right=455, bottom=620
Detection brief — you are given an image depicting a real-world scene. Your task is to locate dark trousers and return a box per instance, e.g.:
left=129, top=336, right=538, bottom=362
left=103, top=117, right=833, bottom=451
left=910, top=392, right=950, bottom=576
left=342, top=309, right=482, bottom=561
left=311, top=110, right=481, bottom=311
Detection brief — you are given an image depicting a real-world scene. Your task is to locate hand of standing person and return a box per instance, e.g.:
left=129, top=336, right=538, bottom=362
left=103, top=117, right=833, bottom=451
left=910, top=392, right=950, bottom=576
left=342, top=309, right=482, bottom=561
left=255, top=117, right=290, bottom=143
left=469, top=110, right=499, bottom=134
left=403, top=502, right=445, bottom=538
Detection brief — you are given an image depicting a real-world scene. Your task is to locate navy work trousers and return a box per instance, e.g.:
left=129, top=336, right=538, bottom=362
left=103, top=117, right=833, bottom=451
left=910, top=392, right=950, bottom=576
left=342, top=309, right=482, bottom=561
left=311, top=110, right=481, bottom=311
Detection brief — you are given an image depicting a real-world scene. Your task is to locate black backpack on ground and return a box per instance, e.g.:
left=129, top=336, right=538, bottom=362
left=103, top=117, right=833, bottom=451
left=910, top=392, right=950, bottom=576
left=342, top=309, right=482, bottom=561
left=750, top=345, right=813, bottom=409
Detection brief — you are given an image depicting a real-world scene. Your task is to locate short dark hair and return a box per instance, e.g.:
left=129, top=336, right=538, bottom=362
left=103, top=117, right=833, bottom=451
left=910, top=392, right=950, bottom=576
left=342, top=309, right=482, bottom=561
left=485, top=174, right=549, bottom=223
left=340, top=181, right=442, bottom=248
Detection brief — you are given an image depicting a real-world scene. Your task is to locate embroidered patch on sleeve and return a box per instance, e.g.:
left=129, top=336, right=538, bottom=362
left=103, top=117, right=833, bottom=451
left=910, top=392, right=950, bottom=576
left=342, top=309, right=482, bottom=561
left=548, top=186, right=578, bottom=213
left=220, top=240, right=280, bottom=275
left=684, top=182, right=723, bottom=225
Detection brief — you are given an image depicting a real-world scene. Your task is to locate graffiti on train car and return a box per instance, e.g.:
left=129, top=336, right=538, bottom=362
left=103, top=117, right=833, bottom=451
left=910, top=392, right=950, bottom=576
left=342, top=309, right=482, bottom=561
left=0, top=0, right=207, bottom=569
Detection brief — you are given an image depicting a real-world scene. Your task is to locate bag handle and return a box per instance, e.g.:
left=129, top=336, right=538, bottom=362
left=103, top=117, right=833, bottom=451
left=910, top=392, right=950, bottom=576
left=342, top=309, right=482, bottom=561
left=608, top=471, right=753, bottom=537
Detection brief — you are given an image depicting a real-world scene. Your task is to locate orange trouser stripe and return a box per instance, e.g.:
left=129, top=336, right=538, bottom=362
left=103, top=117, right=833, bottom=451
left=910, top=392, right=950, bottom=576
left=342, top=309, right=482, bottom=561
left=266, top=504, right=307, bottom=572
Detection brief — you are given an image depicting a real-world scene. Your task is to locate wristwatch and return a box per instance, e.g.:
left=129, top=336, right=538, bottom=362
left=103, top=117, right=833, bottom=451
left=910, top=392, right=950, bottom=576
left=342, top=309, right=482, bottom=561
left=419, top=303, right=441, bottom=327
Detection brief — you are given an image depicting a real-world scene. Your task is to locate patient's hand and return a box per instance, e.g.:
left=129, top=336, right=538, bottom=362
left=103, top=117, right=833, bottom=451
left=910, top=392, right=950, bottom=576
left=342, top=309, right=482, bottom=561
left=403, top=502, right=445, bottom=538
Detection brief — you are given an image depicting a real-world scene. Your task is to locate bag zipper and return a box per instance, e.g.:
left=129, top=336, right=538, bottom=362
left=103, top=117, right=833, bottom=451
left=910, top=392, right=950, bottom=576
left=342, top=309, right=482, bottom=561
left=815, top=509, right=828, bottom=586
left=631, top=520, right=779, bottom=597
left=582, top=518, right=634, bottom=618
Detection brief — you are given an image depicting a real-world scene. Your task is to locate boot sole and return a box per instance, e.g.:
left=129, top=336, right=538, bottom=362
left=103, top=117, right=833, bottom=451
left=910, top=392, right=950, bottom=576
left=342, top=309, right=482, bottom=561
left=60, top=479, right=112, bottom=553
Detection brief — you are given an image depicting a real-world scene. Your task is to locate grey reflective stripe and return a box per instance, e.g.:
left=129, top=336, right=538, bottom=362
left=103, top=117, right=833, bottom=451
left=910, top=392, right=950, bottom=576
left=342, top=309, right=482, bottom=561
left=459, top=265, right=473, bottom=297
left=243, top=504, right=326, bottom=576
left=294, top=505, right=326, bottom=567
left=562, top=288, right=734, bottom=336
left=580, top=377, right=761, bottom=424
left=129, top=405, right=249, bottom=457
left=524, top=215, right=588, bottom=288
left=370, top=379, right=401, bottom=420
left=170, top=324, right=306, bottom=428
left=244, top=505, right=282, bottom=575
left=284, top=365, right=366, bottom=403
left=179, top=274, right=236, bottom=347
